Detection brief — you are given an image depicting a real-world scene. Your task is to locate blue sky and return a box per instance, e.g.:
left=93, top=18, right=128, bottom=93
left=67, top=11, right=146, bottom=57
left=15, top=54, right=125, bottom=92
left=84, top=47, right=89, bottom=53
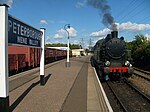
left=1, top=0, right=150, bottom=48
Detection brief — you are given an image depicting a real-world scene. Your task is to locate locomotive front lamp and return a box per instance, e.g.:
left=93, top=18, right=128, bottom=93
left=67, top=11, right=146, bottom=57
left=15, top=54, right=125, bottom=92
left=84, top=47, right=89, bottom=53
left=125, top=61, right=130, bottom=66
left=105, top=61, right=110, bottom=66
left=64, top=24, right=71, bottom=67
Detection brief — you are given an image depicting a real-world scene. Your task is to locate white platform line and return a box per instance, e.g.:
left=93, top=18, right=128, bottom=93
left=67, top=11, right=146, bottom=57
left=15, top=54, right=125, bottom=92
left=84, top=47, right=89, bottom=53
left=93, top=67, right=113, bottom=112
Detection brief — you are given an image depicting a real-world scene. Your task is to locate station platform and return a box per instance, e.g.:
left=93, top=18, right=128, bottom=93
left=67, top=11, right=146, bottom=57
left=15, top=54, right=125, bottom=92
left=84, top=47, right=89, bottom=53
left=9, top=56, right=113, bottom=112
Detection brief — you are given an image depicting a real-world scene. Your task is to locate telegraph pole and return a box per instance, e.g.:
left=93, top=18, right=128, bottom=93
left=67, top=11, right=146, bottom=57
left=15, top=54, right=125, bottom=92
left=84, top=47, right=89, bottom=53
left=80, top=38, right=84, bottom=49
left=89, top=38, right=92, bottom=51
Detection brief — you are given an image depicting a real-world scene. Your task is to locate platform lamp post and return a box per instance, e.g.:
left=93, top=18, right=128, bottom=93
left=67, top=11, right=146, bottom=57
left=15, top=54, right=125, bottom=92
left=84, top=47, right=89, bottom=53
left=64, top=24, right=71, bottom=67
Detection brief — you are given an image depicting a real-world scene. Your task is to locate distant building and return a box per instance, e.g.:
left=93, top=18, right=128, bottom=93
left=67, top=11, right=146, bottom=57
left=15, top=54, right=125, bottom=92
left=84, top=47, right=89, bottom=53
left=72, top=49, right=86, bottom=57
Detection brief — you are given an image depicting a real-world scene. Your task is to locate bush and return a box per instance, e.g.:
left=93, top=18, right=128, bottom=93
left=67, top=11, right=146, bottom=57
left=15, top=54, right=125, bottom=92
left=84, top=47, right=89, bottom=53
left=127, top=34, right=150, bottom=70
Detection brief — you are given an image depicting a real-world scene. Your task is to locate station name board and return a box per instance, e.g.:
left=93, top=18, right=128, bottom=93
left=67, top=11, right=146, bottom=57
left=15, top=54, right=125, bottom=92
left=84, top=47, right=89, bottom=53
left=8, top=15, right=42, bottom=47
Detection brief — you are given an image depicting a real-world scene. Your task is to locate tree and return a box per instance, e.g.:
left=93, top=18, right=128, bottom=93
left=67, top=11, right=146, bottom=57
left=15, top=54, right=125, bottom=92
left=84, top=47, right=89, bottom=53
left=45, top=43, right=81, bottom=49
left=127, top=34, right=150, bottom=69
left=46, top=43, right=67, bottom=47
left=70, top=44, right=81, bottom=49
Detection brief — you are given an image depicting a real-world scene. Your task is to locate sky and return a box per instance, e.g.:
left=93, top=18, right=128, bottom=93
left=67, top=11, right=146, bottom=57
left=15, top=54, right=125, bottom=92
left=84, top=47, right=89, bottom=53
left=1, top=0, right=150, bottom=48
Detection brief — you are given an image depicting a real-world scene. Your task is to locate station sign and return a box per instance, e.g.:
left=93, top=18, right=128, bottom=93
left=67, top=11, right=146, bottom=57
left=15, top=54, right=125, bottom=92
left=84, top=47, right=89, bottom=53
left=8, top=15, right=42, bottom=47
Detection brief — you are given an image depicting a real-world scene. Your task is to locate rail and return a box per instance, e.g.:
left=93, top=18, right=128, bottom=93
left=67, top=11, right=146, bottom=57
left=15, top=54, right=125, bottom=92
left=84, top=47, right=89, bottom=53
left=133, top=67, right=150, bottom=74
left=125, top=79, right=150, bottom=103
left=133, top=67, right=150, bottom=81
left=106, top=81, right=128, bottom=112
left=105, top=79, right=150, bottom=112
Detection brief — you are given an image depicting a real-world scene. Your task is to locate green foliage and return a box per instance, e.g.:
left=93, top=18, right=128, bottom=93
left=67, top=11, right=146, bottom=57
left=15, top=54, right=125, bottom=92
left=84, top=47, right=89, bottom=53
left=70, top=44, right=81, bottom=49
left=127, top=34, right=150, bottom=69
left=46, top=43, right=67, bottom=47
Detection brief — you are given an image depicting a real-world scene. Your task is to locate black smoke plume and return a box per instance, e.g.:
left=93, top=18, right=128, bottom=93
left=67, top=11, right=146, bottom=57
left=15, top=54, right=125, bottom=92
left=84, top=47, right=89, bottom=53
left=87, top=0, right=117, bottom=31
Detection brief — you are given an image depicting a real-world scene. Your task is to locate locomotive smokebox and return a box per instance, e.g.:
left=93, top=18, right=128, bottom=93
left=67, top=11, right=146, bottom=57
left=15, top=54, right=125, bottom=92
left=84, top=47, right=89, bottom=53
left=111, top=31, right=118, bottom=38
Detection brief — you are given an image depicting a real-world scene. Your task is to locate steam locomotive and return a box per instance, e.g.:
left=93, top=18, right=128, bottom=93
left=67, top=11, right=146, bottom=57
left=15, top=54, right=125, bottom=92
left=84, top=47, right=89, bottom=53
left=93, top=31, right=134, bottom=80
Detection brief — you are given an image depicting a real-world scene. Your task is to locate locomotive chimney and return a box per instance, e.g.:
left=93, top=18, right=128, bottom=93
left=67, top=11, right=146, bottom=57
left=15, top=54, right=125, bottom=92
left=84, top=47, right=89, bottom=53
left=111, top=31, right=118, bottom=38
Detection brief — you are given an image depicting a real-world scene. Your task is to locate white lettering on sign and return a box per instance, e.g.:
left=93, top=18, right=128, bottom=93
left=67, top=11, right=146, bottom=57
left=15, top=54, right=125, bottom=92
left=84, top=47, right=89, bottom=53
left=8, top=20, right=12, bottom=32
left=29, top=39, right=39, bottom=46
left=13, top=22, right=17, bottom=34
left=16, top=23, right=20, bottom=35
left=8, top=19, right=42, bottom=41
left=17, top=36, right=27, bottom=44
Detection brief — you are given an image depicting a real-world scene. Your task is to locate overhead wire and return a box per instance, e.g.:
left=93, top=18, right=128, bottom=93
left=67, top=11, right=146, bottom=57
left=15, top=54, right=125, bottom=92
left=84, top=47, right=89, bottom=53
left=116, top=0, right=137, bottom=21
left=138, top=15, right=150, bottom=23
left=128, top=5, right=149, bottom=20
left=119, top=0, right=145, bottom=22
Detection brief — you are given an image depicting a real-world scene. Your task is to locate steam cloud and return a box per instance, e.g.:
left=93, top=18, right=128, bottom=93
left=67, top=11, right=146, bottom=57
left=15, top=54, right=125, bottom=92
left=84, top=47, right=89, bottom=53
left=87, top=0, right=117, bottom=31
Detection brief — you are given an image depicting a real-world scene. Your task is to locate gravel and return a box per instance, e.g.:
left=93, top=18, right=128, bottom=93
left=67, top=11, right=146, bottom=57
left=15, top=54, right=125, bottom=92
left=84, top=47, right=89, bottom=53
left=128, top=75, right=150, bottom=97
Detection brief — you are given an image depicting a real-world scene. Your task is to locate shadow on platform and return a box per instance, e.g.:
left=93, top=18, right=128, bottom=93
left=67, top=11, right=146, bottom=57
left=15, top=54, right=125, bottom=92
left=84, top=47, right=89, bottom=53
left=9, top=74, right=51, bottom=112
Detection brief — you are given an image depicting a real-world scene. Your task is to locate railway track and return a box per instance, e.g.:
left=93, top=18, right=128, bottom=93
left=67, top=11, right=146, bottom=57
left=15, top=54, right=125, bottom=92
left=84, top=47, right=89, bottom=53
left=133, top=67, right=150, bottom=81
left=103, top=79, right=150, bottom=112
left=102, top=81, right=126, bottom=112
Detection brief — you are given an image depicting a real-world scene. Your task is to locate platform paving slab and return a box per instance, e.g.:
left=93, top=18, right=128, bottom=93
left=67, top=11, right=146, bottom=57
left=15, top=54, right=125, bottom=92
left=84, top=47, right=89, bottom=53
left=60, top=61, right=88, bottom=112
left=9, top=57, right=88, bottom=112
left=8, top=56, right=111, bottom=112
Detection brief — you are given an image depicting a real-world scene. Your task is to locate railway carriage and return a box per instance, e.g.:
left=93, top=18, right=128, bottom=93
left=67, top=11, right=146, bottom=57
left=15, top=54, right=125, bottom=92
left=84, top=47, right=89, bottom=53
left=8, top=46, right=68, bottom=75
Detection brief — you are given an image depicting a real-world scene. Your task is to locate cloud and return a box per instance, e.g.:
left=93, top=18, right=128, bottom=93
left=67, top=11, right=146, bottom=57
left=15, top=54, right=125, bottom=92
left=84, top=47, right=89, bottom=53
left=90, top=21, right=150, bottom=37
left=67, top=27, right=77, bottom=37
left=54, top=34, right=64, bottom=39
left=90, top=28, right=111, bottom=37
left=75, top=2, right=85, bottom=8
left=75, top=0, right=86, bottom=8
left=41, top=20, right=67, bottom=25
left=73, top=40, right=79, bottom=44
left=40, top=20, right=48, bottom=25
left=118, top=21, right=150, bottom=32
left=54, top=27, right=77, bottom=39
left=54, top=29, right=65, bottom=38
left=145, top=34, right=150, bottom=38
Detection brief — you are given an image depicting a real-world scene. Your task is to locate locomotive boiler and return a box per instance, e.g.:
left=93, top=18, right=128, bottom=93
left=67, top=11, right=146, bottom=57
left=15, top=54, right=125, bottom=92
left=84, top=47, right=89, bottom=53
left=93, top=31, right=133, bottom=80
